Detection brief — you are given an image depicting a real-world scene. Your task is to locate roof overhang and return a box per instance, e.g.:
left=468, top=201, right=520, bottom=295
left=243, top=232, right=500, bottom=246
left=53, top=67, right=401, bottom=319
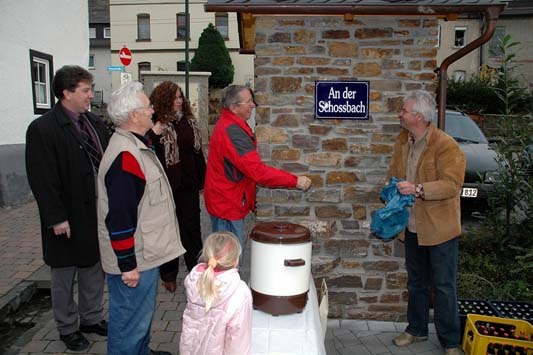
left=205, top=1, right=507, bottom=54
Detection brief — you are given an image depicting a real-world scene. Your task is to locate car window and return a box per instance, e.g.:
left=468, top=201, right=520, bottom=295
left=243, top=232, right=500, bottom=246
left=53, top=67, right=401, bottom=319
left=433, top=112, right=488, bottom=144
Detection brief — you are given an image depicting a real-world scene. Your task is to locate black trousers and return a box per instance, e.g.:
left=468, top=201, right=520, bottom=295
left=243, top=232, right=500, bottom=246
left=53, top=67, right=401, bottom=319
left=159, top=187, right=203, bottom=282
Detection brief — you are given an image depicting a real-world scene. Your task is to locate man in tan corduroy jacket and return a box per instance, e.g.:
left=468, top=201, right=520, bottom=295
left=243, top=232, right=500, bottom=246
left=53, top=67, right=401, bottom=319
left=387, top=90, right=466, bottom=355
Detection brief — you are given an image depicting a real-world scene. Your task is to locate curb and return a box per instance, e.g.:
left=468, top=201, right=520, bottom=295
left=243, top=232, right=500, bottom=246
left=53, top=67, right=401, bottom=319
left=0, top=281, right=37, bottom=320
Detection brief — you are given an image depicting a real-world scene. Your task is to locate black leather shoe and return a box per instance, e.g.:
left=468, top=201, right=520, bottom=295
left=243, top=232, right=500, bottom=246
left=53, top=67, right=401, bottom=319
left=59, top=330, right=89, bottom=351
left=80, top=320, right=108, bottom=336
left=150, top=350, right=172, bottom=355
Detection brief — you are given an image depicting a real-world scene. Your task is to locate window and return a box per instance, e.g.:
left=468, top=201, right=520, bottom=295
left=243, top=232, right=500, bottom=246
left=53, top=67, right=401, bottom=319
left=489, top=26, right=505, bottom=58
left=215, top=13, right=229, bottom=39
left=103, top=27, right=111, bottom=38
left=137, top=14, right=150, bottom=40
left=89, top=54, right=95, bottom=69
left=138, top=62, right=151, bottom=83
left=89, top=27, right=96, bottom=39
left=452, top=70, right=466, bottom=82
left=454, top=27, right=467, bottom=48
left=435, top=25, right=441, bottom=48
left=177, top=61, right=189, bottom=71
left=29, top=49, right=54, bottom=114
left=176, top=13, right=187, bottom=40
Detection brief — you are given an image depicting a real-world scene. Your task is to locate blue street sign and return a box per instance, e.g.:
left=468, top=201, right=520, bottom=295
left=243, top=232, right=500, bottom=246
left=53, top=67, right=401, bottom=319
left=107, top=65, right=125, bottom=72
left=315, top=81, right=370, bottom=120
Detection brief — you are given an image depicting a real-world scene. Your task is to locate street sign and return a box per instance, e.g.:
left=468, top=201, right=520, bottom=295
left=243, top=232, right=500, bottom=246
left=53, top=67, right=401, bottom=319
left=107, top=65, right=125, bottom=72
left=119, top=47, right=132, bottom=66
left=315, top=81, right=370, bottom=120
left=120, top=72, right=132, bottom=86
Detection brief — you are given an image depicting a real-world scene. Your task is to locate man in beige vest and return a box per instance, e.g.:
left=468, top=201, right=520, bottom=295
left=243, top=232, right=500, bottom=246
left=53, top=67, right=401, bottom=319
left=97, top=81, right=185, bottom=355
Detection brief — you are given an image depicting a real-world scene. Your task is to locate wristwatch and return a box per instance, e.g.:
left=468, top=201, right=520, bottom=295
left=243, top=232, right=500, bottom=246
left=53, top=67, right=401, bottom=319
left=415, top=183, right=425, bottom=199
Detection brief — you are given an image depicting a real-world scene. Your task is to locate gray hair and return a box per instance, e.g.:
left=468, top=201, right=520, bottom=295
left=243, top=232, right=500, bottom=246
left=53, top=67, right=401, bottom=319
left=107, top=81, right=145, bottom=126
left=221, top=85, right=250, bottom=109
left=404, top=90, right=436, bottom=123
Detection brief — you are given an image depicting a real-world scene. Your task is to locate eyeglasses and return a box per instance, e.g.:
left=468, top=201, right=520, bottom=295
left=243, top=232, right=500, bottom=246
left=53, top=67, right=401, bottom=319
left=399, top=108, right=418, bottom=115
left=235, top=99, right=255, bottom=106
left=135, top=104, right=153, bottom=111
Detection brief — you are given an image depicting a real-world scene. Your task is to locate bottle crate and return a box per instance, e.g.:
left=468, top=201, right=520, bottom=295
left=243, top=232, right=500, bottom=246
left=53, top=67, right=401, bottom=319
left=490, top=300, right=533, bottom=325
left=458, top=299, right=499, bottom=341
left=462, top=314, right=533, bottom=355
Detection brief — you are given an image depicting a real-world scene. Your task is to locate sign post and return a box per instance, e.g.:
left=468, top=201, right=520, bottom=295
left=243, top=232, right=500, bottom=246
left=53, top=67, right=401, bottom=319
left=315, top=81, right=370, bottom=120
left=119, top=46, right=132, bottom=67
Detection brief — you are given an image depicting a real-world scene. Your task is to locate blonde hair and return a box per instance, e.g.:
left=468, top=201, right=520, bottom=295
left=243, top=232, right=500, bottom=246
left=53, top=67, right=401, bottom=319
left=197, top=232, right=241, bottom=311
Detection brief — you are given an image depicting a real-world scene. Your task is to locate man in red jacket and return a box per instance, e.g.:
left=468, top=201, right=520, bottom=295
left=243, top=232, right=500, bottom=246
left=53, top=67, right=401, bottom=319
left=204, top=85, right=311, bottom=247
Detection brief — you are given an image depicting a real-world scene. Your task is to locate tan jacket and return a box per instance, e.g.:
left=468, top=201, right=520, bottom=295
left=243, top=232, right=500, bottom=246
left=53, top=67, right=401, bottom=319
left=387, top=123, right=466, bottom=246
left=97, top=128, right=185, bottom=274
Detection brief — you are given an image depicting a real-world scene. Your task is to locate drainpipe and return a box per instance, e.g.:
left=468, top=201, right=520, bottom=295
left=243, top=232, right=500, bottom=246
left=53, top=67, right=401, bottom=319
left=437, top=6, right=502, bottom=130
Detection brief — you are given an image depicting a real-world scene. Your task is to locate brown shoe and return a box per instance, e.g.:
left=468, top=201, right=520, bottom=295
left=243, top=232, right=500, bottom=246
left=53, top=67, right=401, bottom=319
left=393, top=332, right=428, bottom=347
left=163, top=280, right=176, bottom=293
left=445, top=347, right=461, bottom=355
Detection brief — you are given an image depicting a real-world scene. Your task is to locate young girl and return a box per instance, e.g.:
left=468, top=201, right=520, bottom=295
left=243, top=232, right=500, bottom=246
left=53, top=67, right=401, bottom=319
left=179, top=232, right=252, bottom=355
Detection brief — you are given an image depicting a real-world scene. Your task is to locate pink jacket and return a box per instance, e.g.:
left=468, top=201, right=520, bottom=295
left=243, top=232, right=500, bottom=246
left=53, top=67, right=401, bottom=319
left=179, top=264, right=253, bottom=355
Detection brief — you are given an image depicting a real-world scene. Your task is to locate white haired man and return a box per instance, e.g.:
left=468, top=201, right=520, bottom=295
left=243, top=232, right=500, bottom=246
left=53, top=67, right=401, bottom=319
left=387, top=90, right=466, bottom=355
left=97, top=81, right=185, bottom=355
left=204, top=85, right=312, bottom=249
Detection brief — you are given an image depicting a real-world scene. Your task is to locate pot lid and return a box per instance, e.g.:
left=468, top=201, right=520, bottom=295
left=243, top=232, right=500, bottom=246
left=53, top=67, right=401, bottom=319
left=251, top=222, right=310, bottom=244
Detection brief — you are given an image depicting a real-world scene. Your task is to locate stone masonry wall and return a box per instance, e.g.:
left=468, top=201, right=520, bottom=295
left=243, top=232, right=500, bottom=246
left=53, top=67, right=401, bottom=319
left=252, top=15, right=439, bottom=321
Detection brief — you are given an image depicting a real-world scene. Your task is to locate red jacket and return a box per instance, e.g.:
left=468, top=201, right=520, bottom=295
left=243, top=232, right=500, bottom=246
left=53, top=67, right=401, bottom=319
left=205, top=109, right=297, bottom=220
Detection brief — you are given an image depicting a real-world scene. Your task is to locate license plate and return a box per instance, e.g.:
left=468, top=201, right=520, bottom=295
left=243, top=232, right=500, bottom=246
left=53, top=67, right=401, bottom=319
left=461, top=188, right=478, bottom=198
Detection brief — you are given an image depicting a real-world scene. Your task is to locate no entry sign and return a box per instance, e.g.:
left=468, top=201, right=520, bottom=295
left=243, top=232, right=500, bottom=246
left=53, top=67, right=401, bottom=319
left=119, top=47, right=132, bottom=66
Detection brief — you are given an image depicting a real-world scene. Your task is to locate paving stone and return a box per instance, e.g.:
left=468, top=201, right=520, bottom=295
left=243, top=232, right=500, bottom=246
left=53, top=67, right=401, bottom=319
left=88, top=341, right=107, bottom=354
left=338, top=344, right=372, bottom=355
left=20, top=340, right=48, bottom=352
left=368, top=320, right=397, bottom=332
left=360, top=334, right=390, bottom=354
left=43, top=340, right=67, bottom=353
left=151, top=330, right=174, bottom=343
left=335, top=332, right=363, bottom=347
left=340, top=319, right=369, bottom=331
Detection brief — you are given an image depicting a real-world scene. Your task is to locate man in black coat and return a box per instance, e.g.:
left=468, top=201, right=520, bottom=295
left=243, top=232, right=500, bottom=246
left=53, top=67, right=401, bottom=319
left=26, top=65, right=110, bottom=351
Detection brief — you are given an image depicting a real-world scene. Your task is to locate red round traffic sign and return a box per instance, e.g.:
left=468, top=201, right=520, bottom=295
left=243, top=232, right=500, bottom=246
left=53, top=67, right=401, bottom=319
left=119, top=47, right=132, bottom=66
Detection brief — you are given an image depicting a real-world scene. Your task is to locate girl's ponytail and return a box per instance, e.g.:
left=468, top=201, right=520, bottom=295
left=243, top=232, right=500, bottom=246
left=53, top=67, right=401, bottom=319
left=197, top=232, right=241, bottom=311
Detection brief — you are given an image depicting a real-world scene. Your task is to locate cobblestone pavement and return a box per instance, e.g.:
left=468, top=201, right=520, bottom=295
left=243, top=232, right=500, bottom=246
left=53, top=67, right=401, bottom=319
left=0, top=198, right=460, bottom=355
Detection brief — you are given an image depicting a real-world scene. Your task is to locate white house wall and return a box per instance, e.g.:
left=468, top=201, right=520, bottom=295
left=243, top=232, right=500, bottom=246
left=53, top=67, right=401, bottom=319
left=90, top=47, right=112, bottom=104
left=436, top=19, right=482, bottom=81
left=0, top=0, right=90, bottom=145
left=0, top=0, right=90, bottom=206
left=484, top=16, right=533, bottom=89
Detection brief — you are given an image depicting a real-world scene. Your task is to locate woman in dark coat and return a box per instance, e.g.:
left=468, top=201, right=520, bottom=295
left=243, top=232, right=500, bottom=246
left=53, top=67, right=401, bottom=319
left=148, top=81, right=206, bottom=292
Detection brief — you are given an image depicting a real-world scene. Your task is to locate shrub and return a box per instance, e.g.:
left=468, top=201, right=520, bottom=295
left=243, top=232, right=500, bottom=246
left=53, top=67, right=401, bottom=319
left=447, top=36, right=533, bottom=115
left=457, top=35, right=533, bottom=303
left=190, top=23, right=234, bottom=88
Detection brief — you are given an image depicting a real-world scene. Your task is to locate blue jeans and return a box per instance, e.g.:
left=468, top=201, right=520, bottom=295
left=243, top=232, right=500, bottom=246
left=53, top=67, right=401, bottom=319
left=404, top=230, right=460, bottom=349
left=210, top=214, right=246, bottom=249
left=107, top=268, right=158, bottom=355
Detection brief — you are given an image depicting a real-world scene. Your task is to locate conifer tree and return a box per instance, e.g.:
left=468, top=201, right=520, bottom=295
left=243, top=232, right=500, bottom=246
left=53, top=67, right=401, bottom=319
left=190, top=23, right=234, bottom=88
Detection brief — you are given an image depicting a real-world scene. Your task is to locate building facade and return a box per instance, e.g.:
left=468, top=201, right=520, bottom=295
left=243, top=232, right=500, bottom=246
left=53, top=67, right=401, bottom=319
left=108, top=0, right=254, bottom=91
left=482, top=0, right=533, bottom=89
left=436, top=18, right=482, bottom=81
left=89, top=0, right=112, bottom=106
left=0, top=0, right=91, bottom=206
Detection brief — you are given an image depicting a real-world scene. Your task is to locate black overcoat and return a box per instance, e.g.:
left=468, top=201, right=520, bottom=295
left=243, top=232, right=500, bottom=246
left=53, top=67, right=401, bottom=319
left=25, top=103, right=110, bottom=267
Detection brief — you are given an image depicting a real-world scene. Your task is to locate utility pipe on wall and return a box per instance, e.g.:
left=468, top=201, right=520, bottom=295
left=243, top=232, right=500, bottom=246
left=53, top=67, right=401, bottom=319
left=437, top=6, right=503, bottom=130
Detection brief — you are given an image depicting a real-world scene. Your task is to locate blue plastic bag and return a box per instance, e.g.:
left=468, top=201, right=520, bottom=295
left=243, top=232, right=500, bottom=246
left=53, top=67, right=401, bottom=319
left=370, top=177, right=415, bottom=241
